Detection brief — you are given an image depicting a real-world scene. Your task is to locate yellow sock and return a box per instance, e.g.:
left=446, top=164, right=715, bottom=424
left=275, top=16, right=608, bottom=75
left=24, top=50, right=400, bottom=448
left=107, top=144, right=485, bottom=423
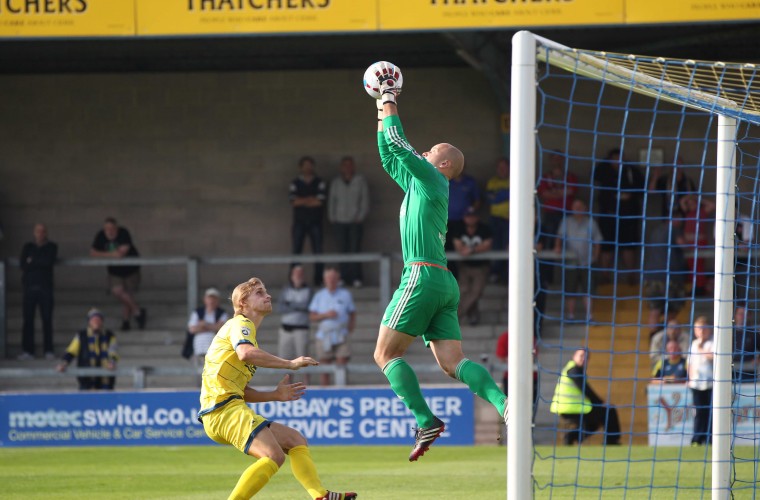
left=288, top=445, right=327, bottom=499
left=228, top=457, right=279, bottom=500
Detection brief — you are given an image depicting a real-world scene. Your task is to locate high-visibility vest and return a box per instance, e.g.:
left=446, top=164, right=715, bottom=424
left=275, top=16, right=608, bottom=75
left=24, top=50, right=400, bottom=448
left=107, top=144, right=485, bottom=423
left=550, top=360, right=592, bottom=415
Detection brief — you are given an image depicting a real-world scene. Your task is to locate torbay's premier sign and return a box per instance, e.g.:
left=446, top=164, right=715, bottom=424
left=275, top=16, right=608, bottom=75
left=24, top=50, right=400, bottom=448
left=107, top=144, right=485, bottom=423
left=0, top=386, right=474, bottom=447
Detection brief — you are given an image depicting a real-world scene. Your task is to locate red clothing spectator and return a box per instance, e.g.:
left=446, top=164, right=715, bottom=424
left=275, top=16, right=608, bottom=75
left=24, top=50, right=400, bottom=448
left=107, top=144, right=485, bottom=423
left=680, top=195, right=715, bottom=294
left=537, top=150, right=578, bottom=250
left=496, top=331, right=538, bottom=401
left=537, top=171, right=578, bottom=213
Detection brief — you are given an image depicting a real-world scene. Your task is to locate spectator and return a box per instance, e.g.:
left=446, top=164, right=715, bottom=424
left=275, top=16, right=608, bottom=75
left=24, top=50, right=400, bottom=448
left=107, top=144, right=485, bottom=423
left=277, top=264, right=313, bottom=376
left=56, top=308, right=118, bottom=390
left=447, top=170, right=481, bottom=278
left=592, top=148, right=645, bottom=284
left=732, top=305, right=758, bottom=382
left=643, top=217, right=688, bottom=334
left=495, top=330, right=538, bottom=415
left=309, top=267, right=355, bottom=386
left=554, top=198, right=602, bottom=322
left=289, top=156, right=327, bottom=286
left=18, top=223, right=58, bottom=360
left=328, top=156, right=370, bottom=288
left=449, top=171, right=481, bottom=226
left=649, top=319, right=691, bottom=371
left=187, top=288, right=229, bottom=369
left=485, top=157, right=510, bottom=283
left=648, top=156, right=697, bottom=218
left=537, top=150, right=578, bottom=250
left=651, top=339, right=688, bottom=384
left=90, top=217, right=146, bottom=331
left=680, top=194, right=716, bottom=296
left=688, top=316, right=714, bottom=446
left=549, top=348, right=621, bottom=445
left=451, top=206, right=492, bottom=325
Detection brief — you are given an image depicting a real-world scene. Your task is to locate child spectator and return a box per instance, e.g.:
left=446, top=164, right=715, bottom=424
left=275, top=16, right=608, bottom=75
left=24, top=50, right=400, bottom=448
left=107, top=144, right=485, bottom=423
left=56, top=308, right=118, bottom=390
left=651, top=339, right=688, bottom=383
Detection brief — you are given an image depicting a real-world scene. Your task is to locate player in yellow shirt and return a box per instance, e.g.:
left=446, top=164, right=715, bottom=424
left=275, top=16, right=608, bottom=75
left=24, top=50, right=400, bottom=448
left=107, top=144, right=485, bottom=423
left=198, top=277, right=357, bottom=500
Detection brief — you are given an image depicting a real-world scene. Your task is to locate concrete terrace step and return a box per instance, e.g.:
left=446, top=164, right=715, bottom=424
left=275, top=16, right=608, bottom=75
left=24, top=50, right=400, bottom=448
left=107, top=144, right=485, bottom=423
left=3, top=283, right=517, bottom=392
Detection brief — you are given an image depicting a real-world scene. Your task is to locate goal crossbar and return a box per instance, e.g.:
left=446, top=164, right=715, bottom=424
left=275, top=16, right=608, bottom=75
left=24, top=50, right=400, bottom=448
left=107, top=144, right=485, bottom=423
left=534, top=34, right=760, bottom=126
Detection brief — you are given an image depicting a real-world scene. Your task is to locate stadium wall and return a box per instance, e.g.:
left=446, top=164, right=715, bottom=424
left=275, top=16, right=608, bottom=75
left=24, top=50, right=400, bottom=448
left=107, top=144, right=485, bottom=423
left=0, top=68, right=500, bottom=288
left=0, top=66, right=738, bottom=290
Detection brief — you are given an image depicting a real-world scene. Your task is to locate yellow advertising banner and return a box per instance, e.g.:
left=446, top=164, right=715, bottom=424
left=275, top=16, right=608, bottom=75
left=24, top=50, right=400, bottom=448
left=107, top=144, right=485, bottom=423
left=137, top=0, right=376, bottom=36
left=0, top=0, right=135, bottom=37
left=378, top=0, right=624, bottom=30
left=626, top=0, right=760, bottom=23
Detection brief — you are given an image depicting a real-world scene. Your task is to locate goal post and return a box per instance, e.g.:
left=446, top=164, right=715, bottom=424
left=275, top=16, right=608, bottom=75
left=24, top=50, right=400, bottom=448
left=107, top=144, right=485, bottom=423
left=508, top=30, right=759, bottom=499
left=507, top=29, right=537, bottom=500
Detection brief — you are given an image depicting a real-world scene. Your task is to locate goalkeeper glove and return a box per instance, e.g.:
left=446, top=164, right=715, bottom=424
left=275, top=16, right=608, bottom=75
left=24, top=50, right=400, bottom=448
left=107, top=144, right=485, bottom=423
left=372, top=61, right=401, bottom=105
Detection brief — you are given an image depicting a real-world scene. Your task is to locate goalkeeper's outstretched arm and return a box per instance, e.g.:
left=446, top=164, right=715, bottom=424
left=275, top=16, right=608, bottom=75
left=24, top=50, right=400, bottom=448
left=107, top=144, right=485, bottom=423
left=376, top=99, right=398, bottom=132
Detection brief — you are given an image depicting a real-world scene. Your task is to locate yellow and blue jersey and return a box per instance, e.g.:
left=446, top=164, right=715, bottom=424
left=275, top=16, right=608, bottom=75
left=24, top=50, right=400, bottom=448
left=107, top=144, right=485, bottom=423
left=198, top=315, right=259, bottom=419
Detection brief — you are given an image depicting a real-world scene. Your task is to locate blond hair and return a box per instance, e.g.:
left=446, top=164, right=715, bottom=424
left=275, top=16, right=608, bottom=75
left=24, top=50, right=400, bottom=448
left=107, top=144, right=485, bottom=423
left=230, top=277, right=264, bottom=316
left=694, top=315, right=709, bottom=327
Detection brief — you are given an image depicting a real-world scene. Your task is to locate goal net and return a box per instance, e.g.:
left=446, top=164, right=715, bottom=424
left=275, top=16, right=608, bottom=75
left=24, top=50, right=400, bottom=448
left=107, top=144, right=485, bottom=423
left=507, top=31, right=760, bottom=499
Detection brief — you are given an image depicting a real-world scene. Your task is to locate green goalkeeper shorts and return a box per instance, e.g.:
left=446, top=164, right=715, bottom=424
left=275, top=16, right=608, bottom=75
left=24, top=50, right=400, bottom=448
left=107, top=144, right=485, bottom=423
left=382, top=262, right=462, bottom=345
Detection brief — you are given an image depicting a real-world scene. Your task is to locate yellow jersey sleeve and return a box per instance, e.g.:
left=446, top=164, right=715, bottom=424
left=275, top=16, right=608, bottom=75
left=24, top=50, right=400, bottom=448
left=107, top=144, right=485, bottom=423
left=198, top=315, right=259, bottom=417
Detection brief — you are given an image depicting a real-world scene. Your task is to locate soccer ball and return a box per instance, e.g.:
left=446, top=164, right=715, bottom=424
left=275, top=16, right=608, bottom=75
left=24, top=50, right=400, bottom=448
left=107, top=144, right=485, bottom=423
left=363, top=61, right=403, bottom=99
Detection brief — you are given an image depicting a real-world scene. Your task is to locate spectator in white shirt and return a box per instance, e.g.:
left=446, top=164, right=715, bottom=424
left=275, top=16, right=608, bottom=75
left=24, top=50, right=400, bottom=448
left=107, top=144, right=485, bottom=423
left=687, top=316, right=714, bottom=446
left=309, top=267, right=356, bottom=386
left=187, top=288, right=229, bottom=369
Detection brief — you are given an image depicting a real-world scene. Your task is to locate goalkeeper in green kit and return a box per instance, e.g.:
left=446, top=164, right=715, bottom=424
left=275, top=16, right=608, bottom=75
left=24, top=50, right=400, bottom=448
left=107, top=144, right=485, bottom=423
left=369, top=61, right=508, bottom=461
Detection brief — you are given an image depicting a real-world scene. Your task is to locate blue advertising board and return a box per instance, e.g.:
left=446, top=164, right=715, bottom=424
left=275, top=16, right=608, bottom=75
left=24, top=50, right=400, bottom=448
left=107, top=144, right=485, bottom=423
left=0, top=386, right=474, bottom=448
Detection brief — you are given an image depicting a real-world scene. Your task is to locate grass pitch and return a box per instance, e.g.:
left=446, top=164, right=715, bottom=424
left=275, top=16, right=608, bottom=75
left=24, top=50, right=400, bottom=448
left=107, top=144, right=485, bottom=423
left=1, top=445, right=756, bottom=499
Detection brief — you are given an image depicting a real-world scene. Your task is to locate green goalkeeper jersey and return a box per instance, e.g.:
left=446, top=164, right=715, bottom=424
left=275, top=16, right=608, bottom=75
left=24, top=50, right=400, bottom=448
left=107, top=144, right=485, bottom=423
left=378, top=115, right=449, bottom=267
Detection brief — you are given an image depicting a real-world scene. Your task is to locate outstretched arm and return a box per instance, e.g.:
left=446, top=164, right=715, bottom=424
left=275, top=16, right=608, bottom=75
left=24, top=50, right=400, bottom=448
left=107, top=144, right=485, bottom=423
left=243, top=375, right=306, bottom=403
left=236, top=343, right=319, bottom=370
left=377, top=99, right=410, bottom=191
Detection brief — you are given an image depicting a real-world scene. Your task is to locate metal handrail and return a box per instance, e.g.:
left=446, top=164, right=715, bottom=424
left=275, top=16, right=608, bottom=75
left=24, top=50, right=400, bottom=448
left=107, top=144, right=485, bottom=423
left=0, top=253, right=395, bottom=358
left=0, top=362, right=509, bottom=390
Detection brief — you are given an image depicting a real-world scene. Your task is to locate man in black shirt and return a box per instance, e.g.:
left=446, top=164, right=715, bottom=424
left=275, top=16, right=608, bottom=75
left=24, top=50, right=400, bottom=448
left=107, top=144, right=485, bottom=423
left=90, top=217, right=146, bottom=331
left=592, top=148, right=645, bottom=283
left=18, top=223, right=58, bottom=360
left=451, top=207, right=493, bottom=325
left=289, top=156, right=327, bottom=285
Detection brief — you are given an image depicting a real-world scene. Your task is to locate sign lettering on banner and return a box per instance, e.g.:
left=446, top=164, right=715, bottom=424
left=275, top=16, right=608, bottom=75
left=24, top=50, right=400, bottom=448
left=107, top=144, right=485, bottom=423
left=647, top=383, right=760, bottom=446
left=136, top=0, right=376, bottom=36
left=378, top=0, right=624, bottom=30
left=627, top=0, right=760, bottom=24
left=0, top=386, right=474, bottom=447
left=0, top=0, right=134, bottom=37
